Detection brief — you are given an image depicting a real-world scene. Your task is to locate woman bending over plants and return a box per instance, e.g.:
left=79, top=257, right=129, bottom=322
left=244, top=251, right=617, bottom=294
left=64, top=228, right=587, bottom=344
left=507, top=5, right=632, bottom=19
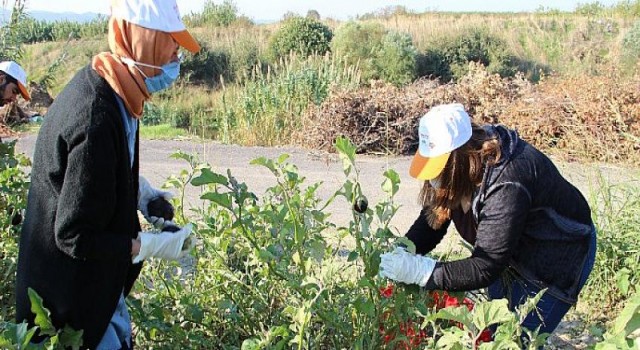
left=379, top=103, right=597, bottom=341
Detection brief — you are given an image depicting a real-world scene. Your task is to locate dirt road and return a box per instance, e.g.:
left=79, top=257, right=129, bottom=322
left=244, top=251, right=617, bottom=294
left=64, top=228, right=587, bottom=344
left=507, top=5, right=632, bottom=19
left=15, top=133, right=638, bottom=234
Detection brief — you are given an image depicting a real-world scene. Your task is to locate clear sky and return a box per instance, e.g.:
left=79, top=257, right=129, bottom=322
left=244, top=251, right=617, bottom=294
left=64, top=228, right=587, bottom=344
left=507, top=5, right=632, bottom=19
left=23, top=0, right=625, bottom=21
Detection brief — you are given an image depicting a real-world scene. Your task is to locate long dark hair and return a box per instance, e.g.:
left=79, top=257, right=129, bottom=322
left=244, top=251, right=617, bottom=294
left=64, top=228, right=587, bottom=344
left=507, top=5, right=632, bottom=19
left=0, top=72, right=18, bottom=87
left=419, top=122, right=501, bottom=229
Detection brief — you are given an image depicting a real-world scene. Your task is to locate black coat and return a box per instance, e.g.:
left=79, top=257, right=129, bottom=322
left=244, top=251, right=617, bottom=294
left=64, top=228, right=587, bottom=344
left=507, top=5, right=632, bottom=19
left=407, top=125, right=594, bottom=304
left=16, top=66, right=143, bottom=349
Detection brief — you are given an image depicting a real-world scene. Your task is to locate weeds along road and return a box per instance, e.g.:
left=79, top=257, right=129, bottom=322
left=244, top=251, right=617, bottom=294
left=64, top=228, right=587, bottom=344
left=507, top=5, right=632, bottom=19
left=15, top=133, right=639, bottom=238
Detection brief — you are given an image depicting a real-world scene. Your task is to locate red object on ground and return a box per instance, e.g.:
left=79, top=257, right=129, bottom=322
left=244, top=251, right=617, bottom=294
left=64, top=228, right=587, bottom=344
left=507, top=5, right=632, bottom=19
left=380, top=284, right=394, bottom=298
left=379, top=289, right=493, bottom=348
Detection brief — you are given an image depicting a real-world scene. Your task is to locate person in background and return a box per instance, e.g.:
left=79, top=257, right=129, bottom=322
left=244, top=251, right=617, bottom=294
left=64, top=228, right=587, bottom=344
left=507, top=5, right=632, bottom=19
left=0, top=60, right=30, bottom=107
left=379, top=103, right=597, bottom=342
left=0, top=61, right=30, bottom=219
left=15, top=0, right=200, bottom=349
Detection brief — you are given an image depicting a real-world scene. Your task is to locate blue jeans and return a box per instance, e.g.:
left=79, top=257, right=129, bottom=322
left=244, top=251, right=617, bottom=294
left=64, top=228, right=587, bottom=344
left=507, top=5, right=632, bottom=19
left=488, top=230, right=597, bottom=337
left=96, top=294, right=132, bottom=350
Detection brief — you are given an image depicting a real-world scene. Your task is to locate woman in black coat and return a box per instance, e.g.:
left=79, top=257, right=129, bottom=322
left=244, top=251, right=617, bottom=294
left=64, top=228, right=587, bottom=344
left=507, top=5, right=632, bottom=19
left=15, top=0, right=199, bottom=348
left=380, top=103, right=597, bottom=340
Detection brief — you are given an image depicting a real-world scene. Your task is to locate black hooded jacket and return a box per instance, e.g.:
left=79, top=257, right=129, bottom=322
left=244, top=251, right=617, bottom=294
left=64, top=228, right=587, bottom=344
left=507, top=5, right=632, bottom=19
left=406, top=125, right=594, bottom=304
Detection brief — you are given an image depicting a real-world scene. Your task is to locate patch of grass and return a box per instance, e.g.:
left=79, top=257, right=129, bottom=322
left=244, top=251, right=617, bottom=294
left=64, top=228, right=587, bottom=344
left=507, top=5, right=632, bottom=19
left=579, top=172, right=640, bottom=321
left=193, top=53, right=361, bottom=146
left=23, top=39, right=109, bottom=95
left=139, top=124, right=192, bottom=140
left=11, top=122, right=41, bottom=135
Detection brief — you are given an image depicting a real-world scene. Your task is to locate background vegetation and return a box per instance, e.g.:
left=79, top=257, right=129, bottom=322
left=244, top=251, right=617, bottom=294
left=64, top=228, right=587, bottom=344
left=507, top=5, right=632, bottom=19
left=1, top=0, right=640, bottom=348
left=7, top=1, right=638, bottom=166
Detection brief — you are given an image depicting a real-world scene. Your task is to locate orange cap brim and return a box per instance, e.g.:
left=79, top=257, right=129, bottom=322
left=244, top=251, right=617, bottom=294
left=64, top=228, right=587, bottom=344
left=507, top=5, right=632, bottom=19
left=409, top=151, right=450, bottom=180
left=18, top=82, right=30, bottom=101
left=171, top=30, right=200, bottom=53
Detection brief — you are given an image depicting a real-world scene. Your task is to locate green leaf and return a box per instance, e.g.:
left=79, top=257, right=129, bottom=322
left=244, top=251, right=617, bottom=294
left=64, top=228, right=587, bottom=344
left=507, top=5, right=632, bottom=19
left=308, top=240, right=326, bottom=262
left=46, top=334, right=60, bottom=349
left=435, top=326, right=468, bottom=349
left=610, top=293, right=640, bottom=336
left=59, top=325, right=83, bottom=350
left=516, top=288, right=547, bottom=319
left=294, top=227, right=305, bottom=245
left=186, top=303, right=205, bottom=324
left=479, top=339, right=520, bottom=350
left=367, top=251, right=381, bottom=277
left=347, top=251, right=359, bottom=262
left=169, top=150, right=195, bottom=163
left=381, top=169, right=400, bottom=195
left=615, top=268, right=631, bottom=296
left=258, top=248, right=276, bottom=262
left=357, top=277, right=374, bottom=289
left=191, top=168, right=229, bottom=186
left=250, top=156, right=277, bottom=173
left=354, top=297, right=375, bottom=317
left=28, top=288, right=56, bottom=336
left=277, top=154, right=290, bottom=164
left=3, top=321, right=36, bottom=349
left=472, top=299, right=514, bottom=331
left=434, top=305, right=472, bottom=328
left=241, top=338, right=261, bottom=350
left=200, top=192, right=232, bottom=209
left=334, top=136, right=356, bottom=176
left=293, top=305, right=311, bottom=326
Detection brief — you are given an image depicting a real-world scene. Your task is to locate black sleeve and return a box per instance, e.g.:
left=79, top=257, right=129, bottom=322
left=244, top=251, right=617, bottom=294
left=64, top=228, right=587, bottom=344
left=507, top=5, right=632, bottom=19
left=53, top=115, right=132, bottom=262
left=405, top=209, right=450, bottom=255
left=426, top=183, right=531, bottom=291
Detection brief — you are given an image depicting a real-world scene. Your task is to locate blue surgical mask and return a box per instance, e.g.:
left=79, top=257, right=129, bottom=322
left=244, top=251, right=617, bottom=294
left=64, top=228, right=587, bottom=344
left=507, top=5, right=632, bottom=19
left=143, top=61, right=180, bottom=93
left=121, top=56, right=181, bottom=93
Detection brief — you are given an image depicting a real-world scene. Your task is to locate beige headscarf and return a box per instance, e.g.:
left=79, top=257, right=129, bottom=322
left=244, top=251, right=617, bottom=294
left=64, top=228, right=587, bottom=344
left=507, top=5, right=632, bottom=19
left=91, top=17, right=177, bottom=118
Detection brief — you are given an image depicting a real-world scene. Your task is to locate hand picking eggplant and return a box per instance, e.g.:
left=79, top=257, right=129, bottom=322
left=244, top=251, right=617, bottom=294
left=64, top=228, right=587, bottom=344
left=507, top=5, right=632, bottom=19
left=147, top=196, right=174, bottom=221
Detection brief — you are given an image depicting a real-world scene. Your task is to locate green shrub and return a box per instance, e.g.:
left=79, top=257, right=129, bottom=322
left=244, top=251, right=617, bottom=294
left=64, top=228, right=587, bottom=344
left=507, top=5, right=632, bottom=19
left=184, top=0, right=239, bottom=27
left=0, top=1, right=26, bottom=61
left=227, top=34, right=260, bottom=82
left=195, top=53, right=360, bottom=145
left=13, top=17, right=54, bottom=43
left=583, top=177, right=640, bottom=320
left=622, top=20, right=640, bottom=69
left=12, top=16, right=107, bottom=44
left=416, top=49, right=452, bottom=81
left=375, top=31, right=417, bottom=86
left=169, top=108, right=192, bottom=129
left=142, top=102, right=162, bottom=126
left=575, top=1, right=607, bottom=16
left=124, top=145, right=549, bottom=349
left=331, top=21, right=386, bottom=82
left=418, top=27, right=517, bottom=82
left=267, top=17, right=333, bottom=61
left=331, top=22, right=417, bottom=85
left=181, top=42, right=231, bottom=85
left=612, top=0, right=640, bottom=16
left=306, top=9, right=321, bottom=20
left=0, top=141, right=30, bottom=320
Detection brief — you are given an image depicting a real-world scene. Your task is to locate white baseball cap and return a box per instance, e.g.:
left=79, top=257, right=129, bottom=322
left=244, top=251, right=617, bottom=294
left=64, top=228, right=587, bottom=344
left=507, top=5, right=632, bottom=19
left=0, top=61, right=30, bottom=101
left=409, top=103, right=472, bottom=180
left=110, top=0, right=200, bottom=53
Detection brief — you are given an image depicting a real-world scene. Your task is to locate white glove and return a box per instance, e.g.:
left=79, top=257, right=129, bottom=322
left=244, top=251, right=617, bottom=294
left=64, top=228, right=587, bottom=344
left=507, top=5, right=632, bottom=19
left=133, top=223, right=193, bottom=263
left=138, top=176, right=173, bottom=228
left=379, top=247, right=437, bottom=287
